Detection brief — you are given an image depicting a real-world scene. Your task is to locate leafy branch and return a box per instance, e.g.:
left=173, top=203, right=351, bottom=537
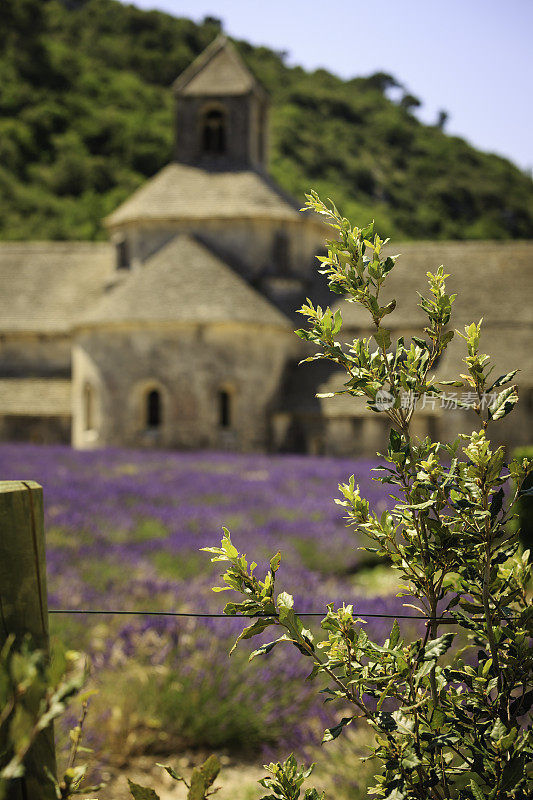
left=204, top=194, right=533, bottom=800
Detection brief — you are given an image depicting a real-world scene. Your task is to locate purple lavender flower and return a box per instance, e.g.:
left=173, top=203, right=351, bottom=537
left=0, top=444, right=407, bottom=757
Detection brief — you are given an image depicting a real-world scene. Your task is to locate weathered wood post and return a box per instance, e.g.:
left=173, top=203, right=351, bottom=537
left=0, top=481, right=57, bottom=799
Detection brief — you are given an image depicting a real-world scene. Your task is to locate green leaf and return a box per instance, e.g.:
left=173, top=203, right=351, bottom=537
left=501, top=756, right=525, bottom=790
left=490, top=718, right=506, bottom=741
left=377, top=679, right=397, bottom=711
left=127, top=779, right=160, bottom=800
left=188, top=755, right=221, bottom=800
left=230, top=618, right=275, bottom=655
left=156, top=764, right=185, bottom=783
left=383, top=788, right=407, bottom=800
left=322, top=716, right=353, bottom=742
left=488, top=370, right=518, bottom=391
left=198, top=755, right=220, bottom=786
left=249, top=635, right=291, bottom=661
left=470, top=779, right=485, bottom=800
left=277, top=592, right=308, bottom=647
left=376, top=711, right=397, bottom=732
left=380, top=299, right=396, bottom=316
left=277, top=591, right=294, bottom=611
left=414, top=660, right=434, bottom=681
left=427, top=704, right=445, bottom=730
left=269, top=552, right=281, bottom=573
left=488, top=385, right=518, bottom=421
left=422, top=633, right=454, bottom=660
left=489, top=488, right=504, bottom=519
left=389, top=428, right=403, bottom=453
left=374, top=328, right=391, bottom=350
left=441, top=329, right=455, bottom=346
left=304, top=790, right=325, bottom=800
left=500, top=727, right=518, bottom=751
left=389, top=619, right=400, bottom=649
left=401, top=750, right=421, bottom=770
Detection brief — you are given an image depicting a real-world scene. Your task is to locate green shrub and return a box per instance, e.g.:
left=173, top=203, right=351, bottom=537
left=204, top=195, right=533, bottom=799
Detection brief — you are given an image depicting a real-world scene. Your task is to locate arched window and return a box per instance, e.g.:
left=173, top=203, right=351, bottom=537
left=146, top=389, right=161, bottom=429
left=202, top=109, right=226, bottom=155
left=116, top=238, right=130, bottom=270
left=218, top=389, right=232, bottom=429
left=83, top=383, right=96, bottom=432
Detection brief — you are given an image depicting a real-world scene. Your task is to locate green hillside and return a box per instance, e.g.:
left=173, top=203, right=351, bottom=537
left=2, top=0, right=533, bottom=240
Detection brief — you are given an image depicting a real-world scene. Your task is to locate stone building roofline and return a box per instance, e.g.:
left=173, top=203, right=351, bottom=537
left=78, top=233, right=292, bottom=329
left=333, top=239, right=533, bottom=330
left=172, top=34, right=269, bottom=102
left=104, top=162, right=314, bottom=229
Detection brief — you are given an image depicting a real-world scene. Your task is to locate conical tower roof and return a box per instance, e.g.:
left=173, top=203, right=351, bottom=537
left=172, top=34, right=267, bottom=99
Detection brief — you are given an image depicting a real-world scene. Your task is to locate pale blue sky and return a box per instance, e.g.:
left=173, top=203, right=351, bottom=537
left=119, top=0, right=533, bottom=172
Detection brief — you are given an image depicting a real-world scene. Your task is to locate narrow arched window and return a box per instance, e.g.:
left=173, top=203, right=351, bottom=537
left=116, top=238, right=130, bottom=270
left=202, top=109, right=226, bottom=154
left=146, top=389, right=161, bottom=429
left=83, top=383, right=95, bottom=432
left=218, top=389, right=232, bottom=428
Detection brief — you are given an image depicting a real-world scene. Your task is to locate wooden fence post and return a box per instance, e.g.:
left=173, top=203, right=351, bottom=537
left=0, top=481, right=57, bottom=800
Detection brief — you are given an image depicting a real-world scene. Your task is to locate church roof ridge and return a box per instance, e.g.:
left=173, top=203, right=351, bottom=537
left=104, top=162, right=303, bottom=227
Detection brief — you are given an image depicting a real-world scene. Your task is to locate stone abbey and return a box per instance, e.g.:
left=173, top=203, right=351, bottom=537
left=0, top=36, right=531, bottom=455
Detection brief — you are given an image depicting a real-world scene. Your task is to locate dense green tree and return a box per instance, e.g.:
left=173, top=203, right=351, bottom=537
left=0, top=0, right=532, bottom=241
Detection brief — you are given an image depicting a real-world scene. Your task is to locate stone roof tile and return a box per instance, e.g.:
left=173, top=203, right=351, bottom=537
left=80, top=234, right=290, bottom=328
left=172, top=35, right=264, bottom=97
left=105, top=163, right=301, bottom=227
left=334, top=240, right=533, bottom=329
left=0, top=242, right=114, bottom=333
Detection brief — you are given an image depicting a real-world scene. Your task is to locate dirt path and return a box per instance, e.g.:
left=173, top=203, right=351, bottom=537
left=94, top=755, right=265, bottom=800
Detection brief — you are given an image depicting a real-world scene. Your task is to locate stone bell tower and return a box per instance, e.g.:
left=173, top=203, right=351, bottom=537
left=172, top=35, right=269, bottom=170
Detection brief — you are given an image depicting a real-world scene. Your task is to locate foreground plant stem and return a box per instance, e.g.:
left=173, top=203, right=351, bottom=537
left=205, top=195, right=533, bottom=800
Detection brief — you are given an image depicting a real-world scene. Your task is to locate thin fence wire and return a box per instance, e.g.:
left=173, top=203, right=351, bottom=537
left=45, top=607, right=520, bottom=776
left=48, top=608, right=518, bottom=624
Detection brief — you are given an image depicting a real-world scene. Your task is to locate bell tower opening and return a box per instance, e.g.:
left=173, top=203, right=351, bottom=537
left=202, top=108, right=227, bottom=155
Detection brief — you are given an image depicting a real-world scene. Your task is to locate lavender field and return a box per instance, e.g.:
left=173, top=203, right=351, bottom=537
left=0, top=445, right=412, bottom=766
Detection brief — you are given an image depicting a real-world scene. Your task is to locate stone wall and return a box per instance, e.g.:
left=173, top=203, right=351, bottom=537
left=116, top=217, right=323, bottom=282
left=73, top=321, right=294, bottom=451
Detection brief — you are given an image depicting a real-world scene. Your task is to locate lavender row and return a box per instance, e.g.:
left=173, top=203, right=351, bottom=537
left=0, top=444, right=412, bottom=757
